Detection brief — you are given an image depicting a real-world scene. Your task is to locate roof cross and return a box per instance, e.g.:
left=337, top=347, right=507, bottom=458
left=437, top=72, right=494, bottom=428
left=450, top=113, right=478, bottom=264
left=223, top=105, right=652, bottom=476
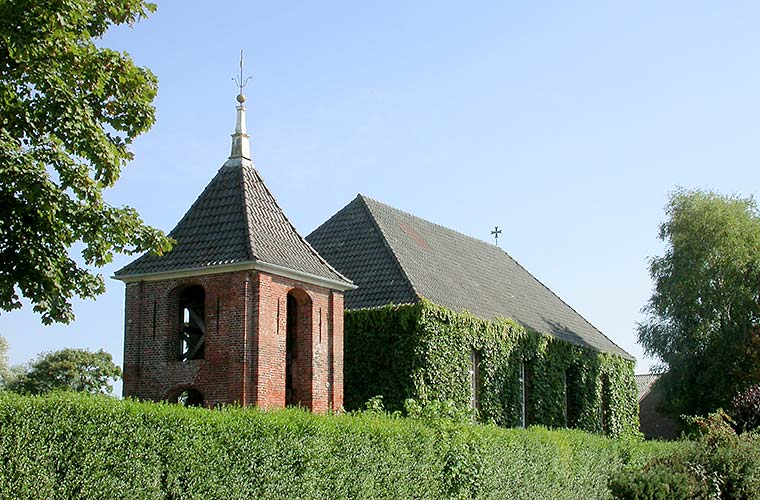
left=491, top=226, right=502, bottom=247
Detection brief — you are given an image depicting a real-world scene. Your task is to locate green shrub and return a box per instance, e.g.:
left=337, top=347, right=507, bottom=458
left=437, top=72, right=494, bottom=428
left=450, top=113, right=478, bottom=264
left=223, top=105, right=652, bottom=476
left=609, top=448, right=720, bottom=500
left=0, top=392, right=662, bottom=500
left=609, top=412, right=760, bottom=500
left=609, top=466, right=715, bottom=500
left=684, top=409, right=738, bottom=447
left=732, top=383, right=760, bottom=433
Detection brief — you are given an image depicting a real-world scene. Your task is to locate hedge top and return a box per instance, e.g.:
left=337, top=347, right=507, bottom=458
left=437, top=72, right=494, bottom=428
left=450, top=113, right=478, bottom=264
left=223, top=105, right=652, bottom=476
left=308, top=194, right=632, bottom=359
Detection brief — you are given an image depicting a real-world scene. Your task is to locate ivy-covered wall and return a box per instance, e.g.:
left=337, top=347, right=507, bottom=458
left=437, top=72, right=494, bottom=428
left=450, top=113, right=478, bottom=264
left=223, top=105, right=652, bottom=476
left=345, top=299, right=639, bottom=437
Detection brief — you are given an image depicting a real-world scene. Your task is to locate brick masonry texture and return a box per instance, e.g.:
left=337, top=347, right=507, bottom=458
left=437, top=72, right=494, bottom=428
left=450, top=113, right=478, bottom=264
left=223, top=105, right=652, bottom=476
left=123, top=269, right=344, bottom=412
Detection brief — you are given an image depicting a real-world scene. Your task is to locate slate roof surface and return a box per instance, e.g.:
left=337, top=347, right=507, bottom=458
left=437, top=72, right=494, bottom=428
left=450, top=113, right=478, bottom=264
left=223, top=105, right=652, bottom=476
left=305, top=195, right=417, bottom=309
left=115, top=158, right=349, bottom=285
left=307, top=194, right=632, bottom=359
left=635, top=373, right=660, bottom=401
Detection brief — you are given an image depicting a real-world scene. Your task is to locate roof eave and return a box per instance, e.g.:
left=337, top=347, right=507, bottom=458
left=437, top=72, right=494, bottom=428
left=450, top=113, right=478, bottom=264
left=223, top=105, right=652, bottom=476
left=112, top=260, right=357, bottom=292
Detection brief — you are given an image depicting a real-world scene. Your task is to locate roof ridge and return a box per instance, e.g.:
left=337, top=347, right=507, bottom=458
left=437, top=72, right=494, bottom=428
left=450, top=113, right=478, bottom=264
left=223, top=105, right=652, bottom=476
left=243, top=162, right=352, bottom=284
left=356, top=194, right=420, bottom=301
left=237, top=161, right=256, bottom=262
left=356, top=193, right=632, bottom=360
left=497, top=247, right=631, bottom=358
left=115, top=164, right=244, bottom=276
left=358, top=194, right=503, bottom=250
left=308, top=196, right=355, bottom=237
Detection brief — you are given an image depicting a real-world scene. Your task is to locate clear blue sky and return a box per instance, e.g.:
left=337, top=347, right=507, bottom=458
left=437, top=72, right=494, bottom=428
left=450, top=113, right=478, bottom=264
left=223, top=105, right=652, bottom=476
left=3, top=1, right=760, bottom=388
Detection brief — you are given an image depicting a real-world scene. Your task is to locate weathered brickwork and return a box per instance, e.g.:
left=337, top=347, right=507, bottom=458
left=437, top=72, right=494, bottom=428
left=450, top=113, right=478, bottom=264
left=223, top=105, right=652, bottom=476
left=123, top=269, right=344, bottom=412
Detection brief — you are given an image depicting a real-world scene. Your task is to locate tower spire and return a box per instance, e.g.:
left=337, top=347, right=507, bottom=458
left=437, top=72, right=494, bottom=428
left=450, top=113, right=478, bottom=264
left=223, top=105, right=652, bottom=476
left=230, top=50, right=252, bottom=160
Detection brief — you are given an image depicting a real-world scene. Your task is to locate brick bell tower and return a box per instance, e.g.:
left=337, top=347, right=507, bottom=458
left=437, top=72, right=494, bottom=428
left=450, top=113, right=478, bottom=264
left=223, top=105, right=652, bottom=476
left=113, top=82, right=355, bottom=411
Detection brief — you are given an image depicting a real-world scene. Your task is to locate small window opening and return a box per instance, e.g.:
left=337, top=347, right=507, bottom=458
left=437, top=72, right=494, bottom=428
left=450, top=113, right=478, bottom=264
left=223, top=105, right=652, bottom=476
left=600, top=373, right=611, bottom=434
left=470, top=349, right=482, bottom=414
left=286, top=293, right=298, bottom=406
left=519, top=361, right=527, bottom=428
left=566, top=366, right=582, bottom=428
left=562, top=370, right=569, bottom=427
left=175, top=388, right=204, bottom=407
left=179, top=285, right=206, bottom=361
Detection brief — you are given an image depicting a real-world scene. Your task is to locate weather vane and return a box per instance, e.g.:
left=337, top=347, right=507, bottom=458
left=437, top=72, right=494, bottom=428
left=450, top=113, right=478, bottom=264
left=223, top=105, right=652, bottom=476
left=491, top=226, right=502, bottom=246
left=233, top=49, right=252, bottom=99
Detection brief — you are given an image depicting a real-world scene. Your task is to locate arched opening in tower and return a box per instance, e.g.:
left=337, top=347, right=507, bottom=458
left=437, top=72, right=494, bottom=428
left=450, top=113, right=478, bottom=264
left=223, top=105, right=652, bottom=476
left=175, top=388, right=205, bottom=407
left=285, top=289, right=312, bottom=409
left=179, top=285, right=206, bottom=361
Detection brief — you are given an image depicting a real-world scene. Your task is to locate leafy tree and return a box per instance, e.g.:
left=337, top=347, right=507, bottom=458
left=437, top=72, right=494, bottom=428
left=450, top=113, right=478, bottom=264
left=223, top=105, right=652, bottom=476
left=7, top=348, right=122, bottom=395
left=0, top=335, right=10, bottom=387
left=638, top=188, right=760, bottom=417
left=0, top=0, right=172, bottom=325
left=0, top=335, right=24, bottom=389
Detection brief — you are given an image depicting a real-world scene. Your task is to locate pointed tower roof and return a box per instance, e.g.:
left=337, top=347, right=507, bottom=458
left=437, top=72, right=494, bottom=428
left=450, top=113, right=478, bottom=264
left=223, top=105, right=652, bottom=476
left=114, top=92, right=354, bottom=291
left=307, top=194, right=632, bottom=358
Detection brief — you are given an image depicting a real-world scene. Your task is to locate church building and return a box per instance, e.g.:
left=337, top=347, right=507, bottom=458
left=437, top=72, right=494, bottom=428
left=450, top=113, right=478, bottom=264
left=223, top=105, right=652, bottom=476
left=114, top=91, right=355, bottom=410
left=114, top=86, right=637, bottom=434
left=306, top=195, right=638, bottom=434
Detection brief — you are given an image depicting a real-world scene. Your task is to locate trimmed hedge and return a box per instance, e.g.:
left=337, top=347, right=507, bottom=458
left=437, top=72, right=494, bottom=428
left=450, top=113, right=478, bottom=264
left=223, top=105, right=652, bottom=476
left=0, top=392, right=666, bottom=500
left=345, top=300, right=639, bottom=437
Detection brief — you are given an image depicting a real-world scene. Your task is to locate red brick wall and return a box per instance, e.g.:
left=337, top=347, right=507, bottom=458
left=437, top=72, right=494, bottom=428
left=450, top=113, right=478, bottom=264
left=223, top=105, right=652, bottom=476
left=330, top=291, right=344, bottom=410
left=253, top=274, right=338, bottom=412
left=123, top=269, right=344, bottom=413
left=639, top=385, right=679, bottom=440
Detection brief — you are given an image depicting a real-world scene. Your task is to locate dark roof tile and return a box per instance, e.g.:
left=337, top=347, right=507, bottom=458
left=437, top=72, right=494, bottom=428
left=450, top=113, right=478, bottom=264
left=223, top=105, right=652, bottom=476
left=307, top=194, right=632, bottom=359
left=306, top=195, right=416, bottom=309
left=116, top=159, right=350, bottom=286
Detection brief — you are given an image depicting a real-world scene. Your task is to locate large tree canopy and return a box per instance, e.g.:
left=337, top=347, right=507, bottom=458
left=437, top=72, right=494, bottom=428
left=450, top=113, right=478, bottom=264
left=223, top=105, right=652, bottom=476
left=0, top=0, right=171, bottom=324
left=638, top=188, right=760, bottom=417
left=6, top=347, right=122, bottom=395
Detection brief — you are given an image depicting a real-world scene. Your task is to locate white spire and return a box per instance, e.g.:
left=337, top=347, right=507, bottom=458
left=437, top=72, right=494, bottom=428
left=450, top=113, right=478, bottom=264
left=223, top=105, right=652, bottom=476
left=229, top=50, right=252, bottom=160
left=229, top=93, right=251, bottom=160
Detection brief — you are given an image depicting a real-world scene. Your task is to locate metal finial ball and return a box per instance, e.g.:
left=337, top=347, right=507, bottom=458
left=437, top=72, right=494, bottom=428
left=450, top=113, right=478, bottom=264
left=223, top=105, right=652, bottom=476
left=237, top=94, right=246, bottom=103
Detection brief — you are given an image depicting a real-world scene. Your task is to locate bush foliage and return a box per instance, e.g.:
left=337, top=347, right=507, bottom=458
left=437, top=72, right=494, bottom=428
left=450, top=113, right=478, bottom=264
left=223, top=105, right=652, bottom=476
left=0, top=392, right=664, bottom=500
left=732, top=383, right=760, bottom=433
left=345, top=299, right=639, bottom=436
left=609, top=411, right=760, bottom=500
